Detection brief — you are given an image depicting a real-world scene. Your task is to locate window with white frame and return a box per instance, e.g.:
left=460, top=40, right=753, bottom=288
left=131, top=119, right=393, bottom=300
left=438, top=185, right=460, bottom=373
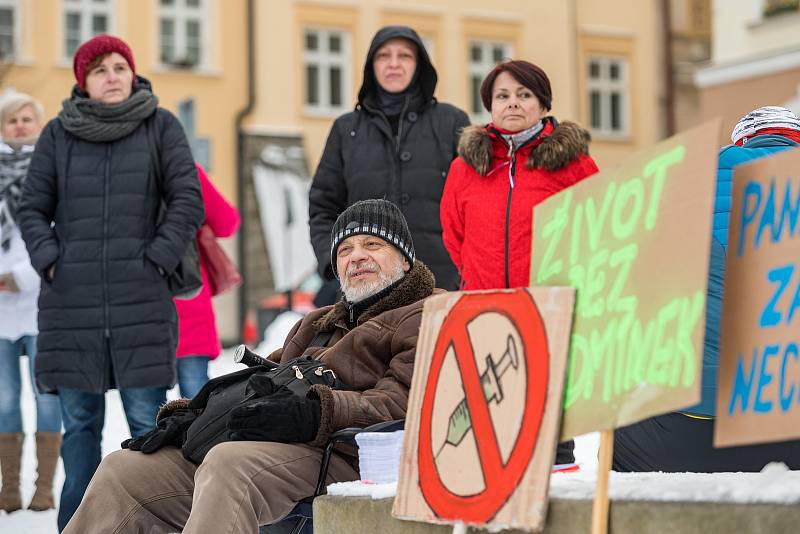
left=0, top=0, right=18, bottom=61
left=303, top=28, right=350, bottom=115
left=63, top=0, right=113, bottom=59
left=763, top=0, right=799, bottom=18
left=469, top=40, right=513, bottom=121
left=587, top=56, right=629, bottom=137
left=159, top=0, right=206, bottom=68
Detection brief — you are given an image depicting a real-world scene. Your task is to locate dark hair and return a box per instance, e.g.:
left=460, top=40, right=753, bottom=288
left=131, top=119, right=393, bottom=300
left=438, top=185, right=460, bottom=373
left=85, top=52, right=112, bottom=76
left=479, top=59, right=552, bottom=112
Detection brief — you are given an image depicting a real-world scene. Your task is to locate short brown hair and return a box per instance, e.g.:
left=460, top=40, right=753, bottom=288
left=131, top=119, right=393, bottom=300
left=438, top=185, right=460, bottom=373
left=85, top=52, right=112, bottom=77
left=480, top=59, right=552, bottom=112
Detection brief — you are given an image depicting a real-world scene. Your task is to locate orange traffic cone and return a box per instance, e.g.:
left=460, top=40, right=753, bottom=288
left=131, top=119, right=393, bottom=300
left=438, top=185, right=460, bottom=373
left=242, top=311, right=258, bottom=346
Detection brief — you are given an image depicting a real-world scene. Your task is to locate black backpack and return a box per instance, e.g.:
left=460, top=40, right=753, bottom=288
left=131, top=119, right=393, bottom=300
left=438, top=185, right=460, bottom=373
left=182, top=352, right=347, bottom=464
left=144, top=113, right=202, bottom=300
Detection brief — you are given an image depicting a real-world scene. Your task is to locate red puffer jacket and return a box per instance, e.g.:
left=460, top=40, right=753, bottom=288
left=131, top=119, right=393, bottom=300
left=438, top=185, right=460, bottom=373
left=441, top=118, right=598, bottom=290
left=175, top=164, right=240, bottom=359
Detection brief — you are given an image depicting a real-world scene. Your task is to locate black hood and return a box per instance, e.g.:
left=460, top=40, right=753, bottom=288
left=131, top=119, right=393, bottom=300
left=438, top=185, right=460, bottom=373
left=358, top=26, right=437, bottom=106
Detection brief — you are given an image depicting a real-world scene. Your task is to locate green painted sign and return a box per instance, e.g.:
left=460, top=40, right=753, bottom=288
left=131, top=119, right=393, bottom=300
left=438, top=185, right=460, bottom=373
left=531, top=121, right=720, bottom=439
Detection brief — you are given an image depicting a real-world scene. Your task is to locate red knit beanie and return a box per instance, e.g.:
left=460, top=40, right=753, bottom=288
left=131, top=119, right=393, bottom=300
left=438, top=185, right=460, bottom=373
left=72, top=34, right=136, bottom=90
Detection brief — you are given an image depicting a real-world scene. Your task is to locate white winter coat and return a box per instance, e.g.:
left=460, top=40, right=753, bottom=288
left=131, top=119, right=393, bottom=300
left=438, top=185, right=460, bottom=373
left=0, top=224, right=39, bottom=340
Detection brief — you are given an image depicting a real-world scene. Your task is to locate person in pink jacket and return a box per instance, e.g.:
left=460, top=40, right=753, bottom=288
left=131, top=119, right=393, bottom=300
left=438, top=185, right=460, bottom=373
left=175, top=164, right=240, bottom=398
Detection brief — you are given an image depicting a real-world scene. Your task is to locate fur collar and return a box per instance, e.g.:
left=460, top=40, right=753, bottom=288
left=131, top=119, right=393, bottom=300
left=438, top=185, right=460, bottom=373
left=457, top=120, right=591, bottom=176
left=314, top=260, right=435, bottom=331
left=156, top=398, right=191, bottom=421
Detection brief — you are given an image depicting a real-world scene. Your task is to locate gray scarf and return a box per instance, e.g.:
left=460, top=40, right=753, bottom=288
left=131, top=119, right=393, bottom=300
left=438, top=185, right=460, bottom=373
left=58, top=88, right=159, bottom=143
left=0, top=143, right=35, bottom=252
left=499, top=120, right=545, bottom=150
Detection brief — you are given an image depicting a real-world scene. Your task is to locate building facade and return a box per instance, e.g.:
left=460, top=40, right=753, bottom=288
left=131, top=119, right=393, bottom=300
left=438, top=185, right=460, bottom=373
left=669, top=0, right=713, bottom=134
left=248, top=0, right=669, bottom=171
left=2, top=0, right=681, bottom=341
left=0, top=0, right=248, bottom=341
left=695, top=0, right=800, bottom=144
left=238, top=0, right=671, bottom=328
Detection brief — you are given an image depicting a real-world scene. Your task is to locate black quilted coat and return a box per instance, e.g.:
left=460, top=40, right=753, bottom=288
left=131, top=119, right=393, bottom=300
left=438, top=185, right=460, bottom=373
left=18, top=84, right=204, bottom=394
left=309, top=26, right=470, bottom=290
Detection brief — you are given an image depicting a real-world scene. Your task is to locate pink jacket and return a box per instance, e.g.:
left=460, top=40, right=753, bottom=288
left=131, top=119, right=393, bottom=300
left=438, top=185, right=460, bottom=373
left=175, top=164, right=240, bottom=359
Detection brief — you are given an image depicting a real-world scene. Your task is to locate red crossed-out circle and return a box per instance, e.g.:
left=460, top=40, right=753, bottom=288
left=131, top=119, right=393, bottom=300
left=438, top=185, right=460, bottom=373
left=418, top=290, right=549, bottom=523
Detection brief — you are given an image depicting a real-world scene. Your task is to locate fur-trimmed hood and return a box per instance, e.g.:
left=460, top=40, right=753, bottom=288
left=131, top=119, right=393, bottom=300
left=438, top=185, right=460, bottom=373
left=314, top=260, right=435, bottom=331
left=457, top=118, right=591, bottom=176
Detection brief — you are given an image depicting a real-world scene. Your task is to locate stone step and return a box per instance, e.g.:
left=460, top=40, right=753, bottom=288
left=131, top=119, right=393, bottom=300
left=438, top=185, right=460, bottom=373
left=313, top=495, right=800, bottom=534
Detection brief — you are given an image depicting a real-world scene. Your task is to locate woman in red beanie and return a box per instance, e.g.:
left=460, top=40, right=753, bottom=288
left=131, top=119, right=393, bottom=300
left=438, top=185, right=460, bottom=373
left=18, top=34, right=204, bottom=530
left=440, top=59, right=599, bottom=469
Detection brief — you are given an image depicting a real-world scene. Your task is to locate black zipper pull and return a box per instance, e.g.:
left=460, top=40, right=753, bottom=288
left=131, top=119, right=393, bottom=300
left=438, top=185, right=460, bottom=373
left=509, top=148, right=517, bottom=189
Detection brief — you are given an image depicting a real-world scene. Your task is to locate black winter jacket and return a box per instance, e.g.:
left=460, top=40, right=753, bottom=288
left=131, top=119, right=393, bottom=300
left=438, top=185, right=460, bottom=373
left=19, top=90, right=204, bottom=394
left=309, top=26, right=470, bottom=290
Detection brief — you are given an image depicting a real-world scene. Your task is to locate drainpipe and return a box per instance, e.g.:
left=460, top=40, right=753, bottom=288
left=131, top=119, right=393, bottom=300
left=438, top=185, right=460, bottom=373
left=661, top=0, right=676, bottom=137
left=235, top=0, right=256, bottom=341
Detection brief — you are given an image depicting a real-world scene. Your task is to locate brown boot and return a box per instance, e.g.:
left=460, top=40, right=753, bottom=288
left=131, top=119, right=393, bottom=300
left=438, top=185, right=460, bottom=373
left=27, top=432, right=62, bottom=511
left=0, top=433, right=24, bottom=513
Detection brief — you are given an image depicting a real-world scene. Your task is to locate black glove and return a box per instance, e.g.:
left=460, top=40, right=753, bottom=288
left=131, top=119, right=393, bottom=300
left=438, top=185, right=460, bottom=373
left=247, top=372, right=280, bottom=397
left=121, top=408, right=198, bottom=453
left=227, top=389, right=321, bottom=443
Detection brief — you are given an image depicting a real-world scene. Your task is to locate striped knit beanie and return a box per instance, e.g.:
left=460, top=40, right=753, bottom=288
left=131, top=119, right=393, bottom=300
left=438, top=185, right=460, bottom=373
left=330, top=199, right=415, bottom=278
left=731, top=106, right=800, bottom=145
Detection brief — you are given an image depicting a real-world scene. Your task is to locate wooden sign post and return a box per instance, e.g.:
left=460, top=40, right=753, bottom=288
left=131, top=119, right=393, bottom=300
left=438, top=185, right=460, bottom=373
left=591, top=431, right=614, bottom=534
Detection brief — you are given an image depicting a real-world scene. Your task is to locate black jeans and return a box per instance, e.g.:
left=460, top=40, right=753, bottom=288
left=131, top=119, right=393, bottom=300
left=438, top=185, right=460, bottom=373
left=613, top=412, right=800, bottom=473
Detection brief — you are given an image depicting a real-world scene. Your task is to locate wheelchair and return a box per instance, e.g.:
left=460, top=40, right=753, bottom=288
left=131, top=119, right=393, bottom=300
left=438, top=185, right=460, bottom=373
left=261, top=419, right=405, bottom=534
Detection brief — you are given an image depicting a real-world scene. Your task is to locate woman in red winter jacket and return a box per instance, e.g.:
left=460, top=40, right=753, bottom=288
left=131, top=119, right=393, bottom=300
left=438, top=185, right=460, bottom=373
left=440, top=60, right=598, bottom=467
left=175, top=164, right=240, bottom=398
left=441, top=60, right=598, bottom=291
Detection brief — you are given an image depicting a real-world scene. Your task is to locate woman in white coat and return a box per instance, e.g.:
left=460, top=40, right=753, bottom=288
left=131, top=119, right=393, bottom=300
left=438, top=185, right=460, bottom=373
left=0, top=94, right=62, bottom=513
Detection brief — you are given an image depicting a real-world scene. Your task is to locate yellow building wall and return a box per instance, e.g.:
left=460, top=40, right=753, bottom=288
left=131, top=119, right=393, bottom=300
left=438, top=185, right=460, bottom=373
left=576, top=0, right=666, bottom=170
left=699, top=67, right=800, bottom=146
left=250, top=0, right=584, bottom=171
left=4, top=0, right=669, bottom=336
left=5, top=0, right=247, bottom=203
left=250, top=0, right=664, bottom=174
left=4, top=0, right=249, bottom=341
left=711, top=0, right=800, bottom=64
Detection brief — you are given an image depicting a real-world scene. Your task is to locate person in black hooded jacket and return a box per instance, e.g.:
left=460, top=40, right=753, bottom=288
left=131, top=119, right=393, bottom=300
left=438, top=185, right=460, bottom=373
left=17, top=34, right=204, bottom=531
left=309, top=26, right=470, bottom=300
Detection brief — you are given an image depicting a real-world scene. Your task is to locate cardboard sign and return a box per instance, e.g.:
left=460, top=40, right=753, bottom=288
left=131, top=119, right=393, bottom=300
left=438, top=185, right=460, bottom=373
left=393, top=287, right=575, bottom=532
left=715, top=148, right=800, bottom=447
left=531, top=120, right=720, bottom=440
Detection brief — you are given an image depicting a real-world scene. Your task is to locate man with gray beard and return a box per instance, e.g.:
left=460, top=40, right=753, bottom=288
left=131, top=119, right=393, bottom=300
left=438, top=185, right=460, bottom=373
left=332, top=199, right=419, bottom=322
left=63, top=199, right=437, bottom=533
